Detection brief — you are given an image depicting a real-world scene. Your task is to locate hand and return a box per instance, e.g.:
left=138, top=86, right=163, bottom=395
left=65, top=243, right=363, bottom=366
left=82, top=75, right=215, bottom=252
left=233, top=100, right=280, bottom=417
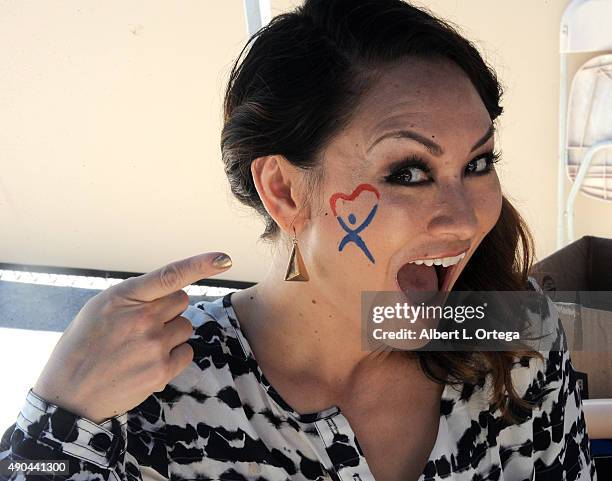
left=31, top=252, right=233, bottom=424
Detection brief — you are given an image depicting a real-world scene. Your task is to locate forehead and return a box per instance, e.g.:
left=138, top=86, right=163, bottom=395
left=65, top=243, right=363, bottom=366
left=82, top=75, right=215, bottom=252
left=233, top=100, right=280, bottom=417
left=351, top=57, right=492, bottom=142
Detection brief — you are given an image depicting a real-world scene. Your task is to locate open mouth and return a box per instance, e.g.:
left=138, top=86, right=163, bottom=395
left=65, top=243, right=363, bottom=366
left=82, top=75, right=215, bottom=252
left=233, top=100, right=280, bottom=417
left=434, top=264, right=451, bottom=290
left=396, top=261, right=456, bottom=298
left=435, top=264, right=457, bottom=290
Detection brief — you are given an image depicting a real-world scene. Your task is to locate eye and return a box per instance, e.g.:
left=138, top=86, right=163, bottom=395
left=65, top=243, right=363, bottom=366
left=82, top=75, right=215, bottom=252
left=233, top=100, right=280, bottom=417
left=384, top=150, right=501, bottom=186
left=465, top=151, right=501, bottom=175
left=386, top=166, right=429, bottom=185
left=383, top=155, right=432, bottom=186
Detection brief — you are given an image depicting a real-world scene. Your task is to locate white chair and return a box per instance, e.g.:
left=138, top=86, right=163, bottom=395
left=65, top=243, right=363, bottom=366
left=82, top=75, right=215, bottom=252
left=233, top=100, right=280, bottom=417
left=557, top=0, right=612, bottom=249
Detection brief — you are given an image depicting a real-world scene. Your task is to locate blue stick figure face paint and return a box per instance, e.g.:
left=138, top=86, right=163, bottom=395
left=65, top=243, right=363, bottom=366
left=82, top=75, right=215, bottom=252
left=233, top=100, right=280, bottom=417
left=329, top=183, right=381, bottom=264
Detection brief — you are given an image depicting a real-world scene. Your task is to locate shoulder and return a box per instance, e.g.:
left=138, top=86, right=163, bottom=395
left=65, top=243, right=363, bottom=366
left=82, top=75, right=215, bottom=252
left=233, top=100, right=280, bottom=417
left=166, top=294, right=247, bottom=391
left=524, top=283, right=595, bottom=476
left=182, top=293, right=247, bottom=357
left=495, top=279, right=595, bottom=479
left=496, top=277, right=570, bottom=407
left=514, top=276, right=573, bottom=407
left=526, top=275, right=543, bottom=294
left=181, top=294, right=233, bottom=330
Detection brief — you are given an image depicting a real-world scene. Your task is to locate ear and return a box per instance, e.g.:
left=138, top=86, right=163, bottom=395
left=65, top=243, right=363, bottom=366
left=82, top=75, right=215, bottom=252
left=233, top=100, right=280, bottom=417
left=251, top=155, right=308, bottom=234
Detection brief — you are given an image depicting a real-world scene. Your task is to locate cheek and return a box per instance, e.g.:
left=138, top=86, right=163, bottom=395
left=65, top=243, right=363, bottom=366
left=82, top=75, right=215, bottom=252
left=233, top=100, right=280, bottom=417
left=312, top=183, right=422, bottom=283
left=325, top=183, right=382, bottom=264
left=372, top=192, right=428, bottom=240
left=338, top=191, right=427, bottom=275
left=472, top=177, right=503, bottom=230
left=308, top=184, right=384, bottom=274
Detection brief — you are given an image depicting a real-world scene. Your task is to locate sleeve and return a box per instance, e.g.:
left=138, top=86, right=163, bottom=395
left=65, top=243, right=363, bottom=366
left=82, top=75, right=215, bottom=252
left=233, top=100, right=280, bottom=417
left=0, top=387, right=169, bottom=481
left=528, top=282, right=598, bottom=481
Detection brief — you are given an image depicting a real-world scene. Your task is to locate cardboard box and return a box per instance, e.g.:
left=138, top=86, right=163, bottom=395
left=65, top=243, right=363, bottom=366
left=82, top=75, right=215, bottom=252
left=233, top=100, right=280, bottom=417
left=529, top=235, right=612, bottom=399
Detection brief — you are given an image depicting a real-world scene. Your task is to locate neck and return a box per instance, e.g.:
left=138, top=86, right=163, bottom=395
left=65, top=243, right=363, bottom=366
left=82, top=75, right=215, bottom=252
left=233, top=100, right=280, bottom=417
left=229, top=249, right=396, bottom=393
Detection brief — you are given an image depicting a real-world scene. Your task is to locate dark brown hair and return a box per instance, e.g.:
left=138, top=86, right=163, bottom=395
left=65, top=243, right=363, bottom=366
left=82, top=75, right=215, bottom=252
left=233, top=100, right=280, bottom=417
left=221, top=0, right=544, bottom=424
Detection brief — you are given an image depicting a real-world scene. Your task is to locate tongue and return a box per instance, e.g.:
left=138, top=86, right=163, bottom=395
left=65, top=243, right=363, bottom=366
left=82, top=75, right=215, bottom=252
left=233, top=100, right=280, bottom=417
left=396, top=264, right=444, bottom=331
left=397, top=263, right=439, bottom=293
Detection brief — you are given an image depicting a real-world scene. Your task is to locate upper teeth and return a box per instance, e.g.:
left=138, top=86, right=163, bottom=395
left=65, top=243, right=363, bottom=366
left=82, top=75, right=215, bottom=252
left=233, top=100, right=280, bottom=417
left=409, top=252, right=466, bottom=267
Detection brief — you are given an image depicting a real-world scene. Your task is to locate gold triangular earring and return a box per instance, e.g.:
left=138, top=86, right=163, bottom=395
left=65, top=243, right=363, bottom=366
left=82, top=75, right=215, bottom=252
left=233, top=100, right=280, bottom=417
left=284, top=226, right=310, bottom=282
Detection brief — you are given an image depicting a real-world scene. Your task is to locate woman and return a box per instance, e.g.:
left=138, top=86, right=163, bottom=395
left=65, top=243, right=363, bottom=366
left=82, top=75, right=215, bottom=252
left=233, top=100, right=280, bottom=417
left=0, top=0, right=597, bottom=480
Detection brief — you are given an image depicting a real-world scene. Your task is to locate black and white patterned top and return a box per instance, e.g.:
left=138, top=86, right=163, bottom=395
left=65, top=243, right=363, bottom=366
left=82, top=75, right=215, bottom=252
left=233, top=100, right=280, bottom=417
left=0, top=278, right=598, bottom=481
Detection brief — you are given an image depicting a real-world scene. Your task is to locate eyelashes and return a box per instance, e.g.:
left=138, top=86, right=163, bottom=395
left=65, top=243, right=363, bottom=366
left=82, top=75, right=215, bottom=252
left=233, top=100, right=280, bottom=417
left=383, top=150, right=502, bottom=186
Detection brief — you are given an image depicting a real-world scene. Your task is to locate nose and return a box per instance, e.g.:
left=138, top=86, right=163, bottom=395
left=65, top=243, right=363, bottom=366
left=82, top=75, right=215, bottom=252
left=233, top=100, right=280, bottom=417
left=427, top=183, right=479, bottom=240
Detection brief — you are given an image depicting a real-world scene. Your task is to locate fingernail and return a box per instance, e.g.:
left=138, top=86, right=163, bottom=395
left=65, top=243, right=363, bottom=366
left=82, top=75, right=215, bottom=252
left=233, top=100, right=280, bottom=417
left=212, top=253, right=232, bottom=268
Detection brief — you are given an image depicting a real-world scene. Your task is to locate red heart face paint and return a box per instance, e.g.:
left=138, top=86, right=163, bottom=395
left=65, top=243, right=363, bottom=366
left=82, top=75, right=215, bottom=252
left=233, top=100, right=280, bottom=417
left=329, top=183, right=380, bottom=263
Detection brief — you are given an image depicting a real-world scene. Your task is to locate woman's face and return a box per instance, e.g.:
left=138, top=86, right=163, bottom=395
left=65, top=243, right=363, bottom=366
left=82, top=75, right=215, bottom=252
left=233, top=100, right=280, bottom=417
left=302, top=57, right=503, bottom=305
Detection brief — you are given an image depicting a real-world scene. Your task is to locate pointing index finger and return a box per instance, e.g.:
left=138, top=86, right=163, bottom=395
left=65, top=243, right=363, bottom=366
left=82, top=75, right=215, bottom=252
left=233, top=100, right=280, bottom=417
left=116, top=252, right=232, bottom=302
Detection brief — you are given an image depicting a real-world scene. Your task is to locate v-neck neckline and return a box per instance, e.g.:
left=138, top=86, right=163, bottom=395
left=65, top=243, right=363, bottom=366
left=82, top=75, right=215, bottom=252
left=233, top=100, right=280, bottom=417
left=221, top=292, right=458, bottom=481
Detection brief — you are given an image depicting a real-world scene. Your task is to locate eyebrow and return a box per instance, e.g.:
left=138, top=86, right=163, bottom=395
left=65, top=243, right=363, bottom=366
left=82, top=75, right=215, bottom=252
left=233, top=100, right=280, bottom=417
left=367, top=123, right=496, bottom=156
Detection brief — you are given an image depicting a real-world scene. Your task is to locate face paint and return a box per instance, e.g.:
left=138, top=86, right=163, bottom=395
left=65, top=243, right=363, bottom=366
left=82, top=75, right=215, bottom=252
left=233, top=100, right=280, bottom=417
left=329, top=183, right=380, bottom=263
